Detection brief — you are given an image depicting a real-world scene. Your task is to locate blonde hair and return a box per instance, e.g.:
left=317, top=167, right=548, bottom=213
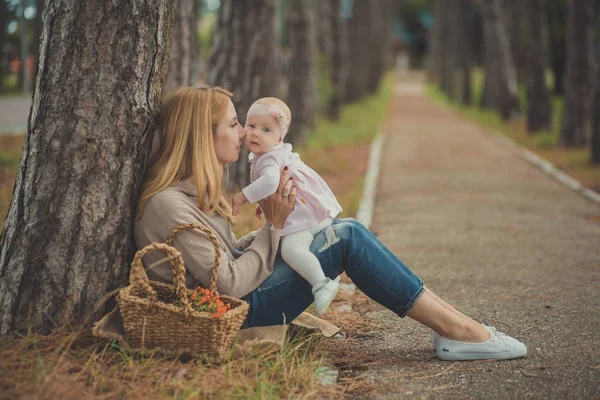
left=137, top=86, right=234, bottom=223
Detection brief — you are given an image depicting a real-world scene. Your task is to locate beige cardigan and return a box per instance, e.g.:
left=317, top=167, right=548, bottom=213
left=133, top=180, right=281, bottom=298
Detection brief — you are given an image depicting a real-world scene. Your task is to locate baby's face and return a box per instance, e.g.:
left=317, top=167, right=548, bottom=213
left=244, top=114, right=282, bottom=156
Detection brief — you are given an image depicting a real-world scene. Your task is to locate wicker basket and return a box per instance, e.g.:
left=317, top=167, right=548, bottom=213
left=117, top=223, right=249, bottom=358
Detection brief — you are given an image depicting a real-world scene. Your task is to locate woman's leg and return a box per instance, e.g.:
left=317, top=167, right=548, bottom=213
left=407, top=289, right=488, bottom=342
left=329, top=219, right=488, bottom=342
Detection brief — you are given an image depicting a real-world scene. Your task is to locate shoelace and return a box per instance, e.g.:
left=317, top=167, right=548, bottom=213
left=484, top=325, right=515, bottom=348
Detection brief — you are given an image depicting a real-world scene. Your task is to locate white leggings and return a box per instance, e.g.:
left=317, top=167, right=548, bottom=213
left=280, top=219, right=333, bottom=287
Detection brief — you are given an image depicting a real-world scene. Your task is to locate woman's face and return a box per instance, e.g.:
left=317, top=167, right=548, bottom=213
left=214, top=99, right=246, bottom=164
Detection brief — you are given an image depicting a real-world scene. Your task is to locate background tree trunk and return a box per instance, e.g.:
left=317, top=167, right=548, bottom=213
left=0, top=0, right=174, bottom=335
left=366, top=0, right=393, bottom=94
left=590, top=3, right=600, bottom=164
left=0, top=0, right=7, bottom=92
left=439, top=1, right=454, bottom=96
left=428, top=0, right=444, bottom=85
left=592, top=66, right=600, bottom=164
left=327, top=0, right=349, bottom=119
left=207, top=0, right=280, bottom=188
left=344, top=0, right=371, bottom=103
left=505, top=0, right=528, bottom=84
left=285, top=0, right=317, bottom=147
left=546, top=0, right=567, bottom=96
left=458, top=0, right=472, bottom=105
left=523, top=0, right=552, bottom=133
left=164, top=0, right=195, bottom=95
left=560, top=0, right=594, bottom=146
left=480, top=0, right=520, bottom=119
left=189, top=0, right=202, bottom=84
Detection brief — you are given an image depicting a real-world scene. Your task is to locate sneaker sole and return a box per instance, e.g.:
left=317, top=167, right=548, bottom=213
left=436, top=348, right=527, bottom=361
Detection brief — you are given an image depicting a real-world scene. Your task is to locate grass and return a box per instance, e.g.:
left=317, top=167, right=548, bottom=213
left=426, top=69, right=600, bottom=192
left=0, top=75, right=394, bottom=398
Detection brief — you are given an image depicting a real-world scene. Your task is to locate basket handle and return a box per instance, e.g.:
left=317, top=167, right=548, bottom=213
left=129, top=242, right=193, bottom=313
left=165, top=222, right=222, bottom=293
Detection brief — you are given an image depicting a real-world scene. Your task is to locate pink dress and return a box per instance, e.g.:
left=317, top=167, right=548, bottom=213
left=242, top=143, right=343, bottom=237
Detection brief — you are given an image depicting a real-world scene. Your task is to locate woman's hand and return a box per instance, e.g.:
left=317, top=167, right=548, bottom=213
left=258, top=167, right=296, bottom=230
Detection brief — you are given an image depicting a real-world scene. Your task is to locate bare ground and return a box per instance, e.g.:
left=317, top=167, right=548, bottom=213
left=339, top=72, right=600, bottom=399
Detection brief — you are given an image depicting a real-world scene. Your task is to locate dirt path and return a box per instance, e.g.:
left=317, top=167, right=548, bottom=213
left=344, top=72, right=600, bottom=399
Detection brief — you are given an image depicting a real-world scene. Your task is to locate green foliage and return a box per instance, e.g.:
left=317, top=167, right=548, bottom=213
left=307, top=74, right=394, bottom=149
left=316, top=54, right=334, bottom=115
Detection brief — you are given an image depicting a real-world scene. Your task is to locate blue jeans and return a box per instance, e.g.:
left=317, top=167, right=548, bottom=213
left=241, top=218, right=424, bottom=328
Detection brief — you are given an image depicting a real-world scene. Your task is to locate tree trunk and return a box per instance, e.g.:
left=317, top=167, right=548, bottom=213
left=30, top=0, right=45, bottom=84
left=560, top=0, right=594, bottom=146
left=189, top=0, right=202, bottom=85
left=505, top=0, right=528, bottom=84
left=480, top=0, right=520, bottom=120
left=590, top=3, right=600, bottom=164
left=344, top=0, right=371, bottom=103
left=0, top=0, right=7, bottom=92
left=207, top=0, right=280, bottom=188
left=0, top=0, right=174, bottom=335
left=366, top=0, right=393, bottom=94
left=327, top=0, right=349, bottom=119
left=546, top=0, right=567, bottom=96
left=458, top=0, right=473, bottom=105
left=439, top=1, right=454, bottom=96
left=163, top=0, right=195, bottom=95
left=317, top=0, right=333, bottom=56
left=428, top=0, right=444, bottom=85
left=285, top=0, right=317, bottom=147
left=523, top=0, right=552, bottom=133
left=592, top=70, right=600, bottom=164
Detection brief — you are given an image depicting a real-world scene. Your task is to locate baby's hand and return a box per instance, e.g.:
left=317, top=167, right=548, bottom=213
left=255, top=204, right=264, bottom=220
left=232, top=192, right=248, bottom=216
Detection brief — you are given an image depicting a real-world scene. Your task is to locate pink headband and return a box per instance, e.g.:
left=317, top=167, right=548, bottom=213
left=246, top=103, right=290, bottom=139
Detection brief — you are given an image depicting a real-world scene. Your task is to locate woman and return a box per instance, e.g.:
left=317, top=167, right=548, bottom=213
left=134, top=86, right=527, bottom=361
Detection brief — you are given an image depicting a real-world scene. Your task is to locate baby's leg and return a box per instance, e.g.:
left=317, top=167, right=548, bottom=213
left=281, top=230, right=326, bottom=286
left=281, top=230, right=340, bottom=316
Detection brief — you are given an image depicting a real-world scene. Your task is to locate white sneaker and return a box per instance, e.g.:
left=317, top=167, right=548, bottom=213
left=312, top=276, right=341, bottom=316
left=435, top=325, right=527, bottom=361
left=431, top=324, right=497, bottom=348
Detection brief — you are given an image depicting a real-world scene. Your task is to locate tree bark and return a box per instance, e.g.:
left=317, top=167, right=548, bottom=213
left=590, top=4, right=600, bottom=164
left=505, top=0, right=528, bottom=84
left=439, top=1, right=454, bottom=97
left=0, top=0, right=174, bottom=335
left=163, top=0, right=195, bottom=95
left=189, top=0, right=202, bottom=84
left=428, top=0, right=444, bottom=85
left=344, top=0, right=371, bottom=103
left=366, top=0, right=393, bottom=94
left=560, top=0, right=594, bottom=146
left=327, top=0, right=349, bottom=119
left=30, top=0, right=45, bottom=84
left=479, top=0, right=520, bottom=120
left=285, top=0, right=317, bottom=147
left=0, top=0, right=7, bottom=92
left=523, top=0, right=552, bottom=133
left=458, top=0, right=473, bottom=105
left=207, top=0, right=280, bottom=188
left=546, top=0, right=567, bottom=96
left=592, top=68, right=600, bottom=163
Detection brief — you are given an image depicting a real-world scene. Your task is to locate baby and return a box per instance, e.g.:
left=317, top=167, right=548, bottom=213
left=232, top=97, right=342, bottom=316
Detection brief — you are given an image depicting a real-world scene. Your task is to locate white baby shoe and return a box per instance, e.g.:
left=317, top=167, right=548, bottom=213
left=312, top=276, right=341, bottom=316
left=435, top=325, right=527, bottom=361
